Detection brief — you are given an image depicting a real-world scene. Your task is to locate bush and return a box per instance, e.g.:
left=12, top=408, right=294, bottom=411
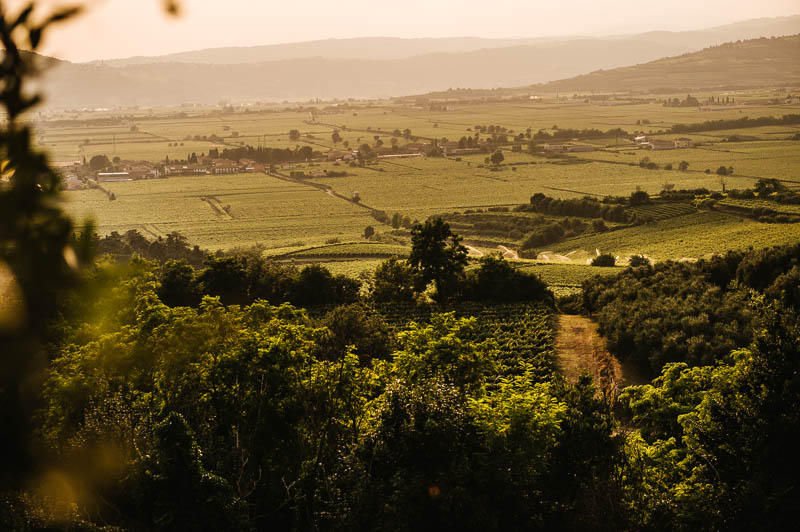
left=591, top=254, right=616, bottom=267
left=628, top=254, right=651, bottom=268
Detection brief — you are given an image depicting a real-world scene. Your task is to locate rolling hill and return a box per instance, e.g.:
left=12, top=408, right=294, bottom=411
left=34, top=39, right=693, bottom=108
left=30, top=16, right=800, bottom=108
left=539, top=34, right=800, bottom=92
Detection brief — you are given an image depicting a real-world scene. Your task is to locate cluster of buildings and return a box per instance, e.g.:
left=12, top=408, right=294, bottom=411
left=53, top=156, right=269, bottom=190
left=634, top=136, right=694, bottom=150
left=163, top=157, right=265, bottom=176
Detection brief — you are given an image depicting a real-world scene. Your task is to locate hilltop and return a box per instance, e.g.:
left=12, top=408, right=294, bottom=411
left=539, top=34, right=800, bottom=92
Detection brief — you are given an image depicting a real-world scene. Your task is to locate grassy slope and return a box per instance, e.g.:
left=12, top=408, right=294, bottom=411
left=541, top=34, right=800, bottom=92
left=549, top=210, right=800, bottom=260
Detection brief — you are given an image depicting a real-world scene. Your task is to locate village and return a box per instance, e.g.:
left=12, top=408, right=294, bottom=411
left=51, top=129, right=697, bottom=195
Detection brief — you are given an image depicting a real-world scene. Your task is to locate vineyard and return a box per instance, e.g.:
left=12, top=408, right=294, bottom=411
left=718, top=197, right=800, bottom=215
left=274, top=241, right=410, bottom=259
left=515, top=262, right=622, bottom=294
left=63, top=173, right=376, bottom=251
left=374, top=301, right=557, bottom=381
left=549, top=210, right=800, bottom=260
left=627, top=202, right=697, bottom=221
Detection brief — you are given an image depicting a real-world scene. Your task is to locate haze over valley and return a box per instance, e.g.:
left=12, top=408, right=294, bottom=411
left=34, top=15, right=800, bottom=107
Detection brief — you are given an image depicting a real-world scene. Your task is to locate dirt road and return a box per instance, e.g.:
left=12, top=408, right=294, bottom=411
left=554, top=314, right=646, bottom=393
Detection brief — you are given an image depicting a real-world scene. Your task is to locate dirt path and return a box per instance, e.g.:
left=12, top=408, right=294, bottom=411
left=554, top=315, right=646, bottom=396
left=465, top=245, right=484, bottom=258
left=498, top=245, right=518, bottom=260
left=202, top=196, right=233, bottom=220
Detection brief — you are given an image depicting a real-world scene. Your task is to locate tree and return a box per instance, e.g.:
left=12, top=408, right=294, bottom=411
left=462, top=254, right=552, bottom=304
left=89, top=154, right=111, bottom=171
left=357, top=143, right=373, bottom=161
left=629, top=190, right=650, bottom=206
left=195, top=256, right=248, bottom=306
left=393, top=313, right=496, bottom=392
left=408, top=219, right=468, bottom=302
left=124, top=412, right=247, bottom=531
left=679, top=160, right=690, bottom=171
left=331, top=130, right=342, bottom=144
left=363, top=225, right=375, bottom=239
left=754, top=178, right=785, bottom=198
left=372, top=258, right=417, bottom=303
left=158, top=259, right=201, bottom=307
left=319, top=304, right=391, bottom=362
left=0, top=3, right=91, bottom=488
left=291, top=264, right=359, bottom=307
left=490, top=150, right=504, bottom=165
left=289, top=129, right=300, bottom=141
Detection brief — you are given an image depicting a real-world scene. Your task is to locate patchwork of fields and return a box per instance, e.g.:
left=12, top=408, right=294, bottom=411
left=53, top=93, right=800, bottom=272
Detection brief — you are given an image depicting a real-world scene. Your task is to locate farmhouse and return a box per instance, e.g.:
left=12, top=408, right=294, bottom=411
left=647, top=139, right=678, bottom=150
left=124, top=164, right=160, bottom=179
left=211, top=159, right=238, bottom=174
left=327, top=150, right=352, bottom=161
left=543, top=143, right=566, bottom=153
left=674, top=137, right=694, bottom=148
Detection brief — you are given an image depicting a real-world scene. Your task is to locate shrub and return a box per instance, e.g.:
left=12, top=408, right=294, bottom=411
left=591, top=254, right=616, bottom=267
left=628, top=254, right=651, bottom=268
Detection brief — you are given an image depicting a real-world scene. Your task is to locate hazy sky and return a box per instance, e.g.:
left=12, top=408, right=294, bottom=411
left=11, top=0, right=800, bottom=62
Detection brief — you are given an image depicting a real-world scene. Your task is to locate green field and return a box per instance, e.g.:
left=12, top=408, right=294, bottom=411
left=63, top=173, right=376, bottom=251
left=49, top=92, right=800, bottom=267
left=548, top=210, right=800, bottom=260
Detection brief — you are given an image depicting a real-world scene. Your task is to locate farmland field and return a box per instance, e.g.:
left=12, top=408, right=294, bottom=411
left=47, top=91, right=800, bottom=273
left=548, top=211, right=800, bottom=260
left=63, top=173, right=376, bottom=251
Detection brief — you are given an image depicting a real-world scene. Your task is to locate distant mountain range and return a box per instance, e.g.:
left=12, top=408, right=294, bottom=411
left=32, top=15, right=800, bottom=108
left=93, top=16, right=800, bottom=66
